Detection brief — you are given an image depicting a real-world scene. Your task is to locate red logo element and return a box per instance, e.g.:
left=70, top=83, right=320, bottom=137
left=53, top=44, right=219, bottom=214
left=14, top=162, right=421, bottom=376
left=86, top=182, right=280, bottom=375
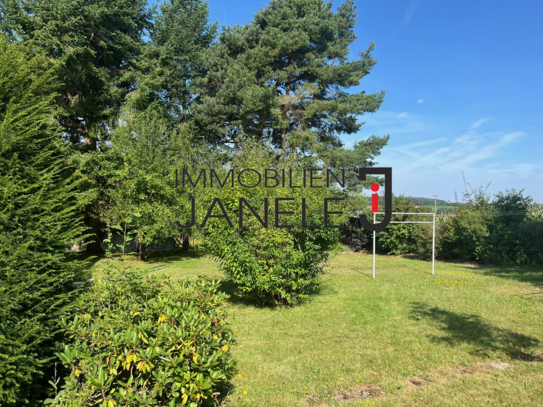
left=371, top=183, right=380, bottom=212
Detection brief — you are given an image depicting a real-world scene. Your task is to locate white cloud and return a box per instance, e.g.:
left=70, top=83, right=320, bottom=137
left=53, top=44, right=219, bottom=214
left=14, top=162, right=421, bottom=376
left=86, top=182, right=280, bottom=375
left=417, top=99, right=424, bottom=104
left=360, top=110, right=431, bottom=135
left=389, top=130, right=523, bottom=174
left=469, top=118, right=489, bottom=130
left=390, top=1, right=421, bottom=38
left=367, top=116, right=541, bottom=200
left=388, top=137, right=447, bottom=152
left=444, top=132, right=523, bottom=172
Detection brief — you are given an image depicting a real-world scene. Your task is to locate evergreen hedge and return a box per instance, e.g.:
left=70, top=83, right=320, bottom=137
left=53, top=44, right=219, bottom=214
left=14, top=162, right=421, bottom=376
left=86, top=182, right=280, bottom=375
left=0, top=38, right=85, bottom=405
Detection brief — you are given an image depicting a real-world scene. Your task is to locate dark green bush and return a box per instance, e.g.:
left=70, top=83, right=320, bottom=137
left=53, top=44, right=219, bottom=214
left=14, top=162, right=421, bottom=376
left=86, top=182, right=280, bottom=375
left=518, top=220, right=543, bottom=265
left=203, top=142, right=346, bottom=306
left=46, top=269, right=236, bottom=406
left=375, top=196, right=429, bottom=255
left=341, top=217, right=371, bottom=252
left=0, top=38, right=85, bottom=405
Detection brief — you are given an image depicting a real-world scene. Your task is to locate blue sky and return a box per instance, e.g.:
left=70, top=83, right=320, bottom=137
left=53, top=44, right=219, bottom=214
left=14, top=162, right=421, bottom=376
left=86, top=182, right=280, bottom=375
left=206, top=0, right=543, bottom=202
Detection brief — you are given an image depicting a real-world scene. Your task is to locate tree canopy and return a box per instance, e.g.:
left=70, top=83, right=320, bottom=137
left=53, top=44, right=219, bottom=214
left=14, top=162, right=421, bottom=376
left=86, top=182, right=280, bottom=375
left=194, top=0, right=385, bottom=158
left=0, top=0, right=152, bottom=149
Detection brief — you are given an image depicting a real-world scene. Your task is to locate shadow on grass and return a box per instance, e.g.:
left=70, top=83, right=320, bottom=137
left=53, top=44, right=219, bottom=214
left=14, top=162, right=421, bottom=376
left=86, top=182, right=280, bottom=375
left=134, top=248, right=208, bottom=263
left=478, top=265, right=543, bottom=288
left=76, top=252, right=101, bottom=270
left=410, top=302, right=541, bottom=361
left=195, top=276, right=329, bottom=309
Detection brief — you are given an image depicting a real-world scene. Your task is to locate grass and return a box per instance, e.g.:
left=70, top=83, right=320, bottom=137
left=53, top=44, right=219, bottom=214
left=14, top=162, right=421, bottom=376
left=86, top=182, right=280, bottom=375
left=91, top=250, right=543, bottom=406
left=434, top=205, right=456, bottom=210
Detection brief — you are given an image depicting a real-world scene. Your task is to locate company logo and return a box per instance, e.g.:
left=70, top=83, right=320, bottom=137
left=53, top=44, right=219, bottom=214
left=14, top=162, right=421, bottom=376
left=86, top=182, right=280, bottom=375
left=175, top=167, right=392, bottom=231
left=358, top=167, right=392, bottom=232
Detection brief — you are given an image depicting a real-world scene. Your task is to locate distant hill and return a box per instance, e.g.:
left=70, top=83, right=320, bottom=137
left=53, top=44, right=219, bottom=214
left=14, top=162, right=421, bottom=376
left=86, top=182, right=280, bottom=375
left=407, top=197, right=458, bottom=207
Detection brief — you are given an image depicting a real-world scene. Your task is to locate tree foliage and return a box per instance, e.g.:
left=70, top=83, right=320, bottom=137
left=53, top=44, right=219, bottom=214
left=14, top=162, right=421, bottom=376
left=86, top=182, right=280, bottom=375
left=0, top=0, right=153, bottom=148
left=0, top=38, right=85, bottom=406
left=95, top=107, right=208, bottom=259
left=133, top=0, right=217, bottom=123
left=194, top=0, right=386, bottom=158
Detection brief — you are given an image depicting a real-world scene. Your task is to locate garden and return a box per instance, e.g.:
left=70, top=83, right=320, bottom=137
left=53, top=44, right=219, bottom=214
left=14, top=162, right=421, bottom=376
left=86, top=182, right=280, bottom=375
left=86, top=250, right=543, bottom=406
left=1, top=0, right=542, bottom=406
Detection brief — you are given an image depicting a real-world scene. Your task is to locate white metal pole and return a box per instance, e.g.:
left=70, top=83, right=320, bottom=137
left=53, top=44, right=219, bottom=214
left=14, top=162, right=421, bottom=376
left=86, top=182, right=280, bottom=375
left=373, top=212, right=376, bottom=279
left=432, top=212, right=436, bottom=275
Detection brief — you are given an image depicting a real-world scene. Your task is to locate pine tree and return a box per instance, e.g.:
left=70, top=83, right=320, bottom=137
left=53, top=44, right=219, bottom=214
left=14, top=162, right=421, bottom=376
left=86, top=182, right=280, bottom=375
left=1, top=0, right=153, bottom=252
left=194, top=0, right=386, bottom=158
left=0, top=37, right=85, bottom=406
left=0, top=0, right=153, bottom=149
left=133, top=0, right=217, bottom=124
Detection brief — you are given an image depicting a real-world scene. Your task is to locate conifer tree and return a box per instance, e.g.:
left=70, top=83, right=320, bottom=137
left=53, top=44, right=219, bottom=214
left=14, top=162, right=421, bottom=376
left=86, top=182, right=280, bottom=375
left=195, top=0, right=386, bottom=159
left=133, top=0, right=217, bottom=124
left=1, top=0, right=153, bottom=252
left=0, top=0, right=152, bottom=149
left=0, top=38, right=85, bottom=406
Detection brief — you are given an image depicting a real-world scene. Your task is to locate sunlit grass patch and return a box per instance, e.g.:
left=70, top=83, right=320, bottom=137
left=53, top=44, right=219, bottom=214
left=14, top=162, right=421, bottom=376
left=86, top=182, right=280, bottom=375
left=90, top=251, right=543, bottom=406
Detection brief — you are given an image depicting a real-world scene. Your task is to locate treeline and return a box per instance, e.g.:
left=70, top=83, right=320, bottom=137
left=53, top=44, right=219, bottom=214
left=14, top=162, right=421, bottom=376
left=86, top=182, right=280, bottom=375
left=0, top=0, right=388, bottom=404
left=344, top=188, right=543, bottom=265
left=408, top=197, right=458, bottom=207
left=0, top=0, right=388, bottom=254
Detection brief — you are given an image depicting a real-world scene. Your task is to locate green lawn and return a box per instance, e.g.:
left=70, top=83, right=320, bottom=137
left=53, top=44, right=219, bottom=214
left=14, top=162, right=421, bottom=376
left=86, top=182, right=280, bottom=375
left=91, top=251, right=543, bottom=406
left=434, top=205, right=456, bottom=210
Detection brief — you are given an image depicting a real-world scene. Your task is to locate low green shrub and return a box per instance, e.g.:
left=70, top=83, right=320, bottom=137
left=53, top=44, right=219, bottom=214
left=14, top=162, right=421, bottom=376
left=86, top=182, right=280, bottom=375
left=375, top=196, right=429, bottom=255
left=207, top=219, right=341, bottom=306
left=202, top=143, right=346, bottom=306
left=46, top=269, right=236, bottom=406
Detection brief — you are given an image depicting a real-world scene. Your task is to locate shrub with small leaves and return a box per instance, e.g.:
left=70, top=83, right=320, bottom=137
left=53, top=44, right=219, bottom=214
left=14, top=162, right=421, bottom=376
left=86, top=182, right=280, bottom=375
left=46, top=268, right=236, bottom=407
left=341, top=217, right=371, bottom=252
left=202, top=141, right=347, bottom=306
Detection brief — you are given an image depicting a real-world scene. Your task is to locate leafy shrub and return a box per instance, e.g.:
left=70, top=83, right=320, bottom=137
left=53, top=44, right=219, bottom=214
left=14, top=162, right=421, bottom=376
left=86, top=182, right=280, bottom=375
left=518, top=220, right=543, bottom=265
left=415, top=220, right=449, bottom=260
left=0, top=38, right=85, bottom=406
left=442, top=207, right=490, bottom=261
left=375, top=196, right=429, bottom=255
left=47, top=269, right=236, bottom=406
left=207, top=218, right=341, bottom=306
left=203, top=141, right=347, bottom=305
left=439, top=185, right=532, bottom=264
left=341, top=217, right=370, bottom=252
left=485, top=189, right=534, bottom=264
